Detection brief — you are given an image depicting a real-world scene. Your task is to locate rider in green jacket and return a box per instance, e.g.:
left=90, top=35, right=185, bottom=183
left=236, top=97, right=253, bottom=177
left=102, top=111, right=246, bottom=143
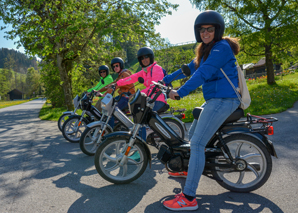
left=87, top=65, right=113, bottom=111
left=87, top=65, right=113, bottom=93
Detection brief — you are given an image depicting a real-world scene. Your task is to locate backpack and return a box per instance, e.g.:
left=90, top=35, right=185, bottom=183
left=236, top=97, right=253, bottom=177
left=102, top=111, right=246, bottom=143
left=150, top=64, right=172, bottom=87
left=220, top=62, right=251, bottom=110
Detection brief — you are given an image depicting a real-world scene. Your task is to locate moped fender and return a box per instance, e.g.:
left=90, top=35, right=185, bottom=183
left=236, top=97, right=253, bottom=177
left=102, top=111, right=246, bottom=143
left=68, top=114, right=89, bottom=124
left=87, top=120, right=104, bottom=128
left=160, top=114, right=188, bottom=134
left=103, top=131, right=152, bottom=167
left=222, top=127, right=277, bottom=158
left=87, top=121, right=113, bottom=133
left=63, top=111, right=75, bottom=115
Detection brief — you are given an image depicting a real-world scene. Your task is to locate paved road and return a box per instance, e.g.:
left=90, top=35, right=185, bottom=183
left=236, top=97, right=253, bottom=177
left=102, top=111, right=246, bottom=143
left=0, top=98, right=297, bottom=213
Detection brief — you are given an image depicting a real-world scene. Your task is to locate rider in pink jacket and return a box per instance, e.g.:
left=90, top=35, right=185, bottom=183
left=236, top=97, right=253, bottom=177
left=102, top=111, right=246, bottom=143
left=116, top=47, right=167, bottom=111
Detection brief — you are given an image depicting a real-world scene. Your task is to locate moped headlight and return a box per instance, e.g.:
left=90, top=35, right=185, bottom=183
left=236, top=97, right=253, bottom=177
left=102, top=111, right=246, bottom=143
left=101, top=102, right=106, bottom=110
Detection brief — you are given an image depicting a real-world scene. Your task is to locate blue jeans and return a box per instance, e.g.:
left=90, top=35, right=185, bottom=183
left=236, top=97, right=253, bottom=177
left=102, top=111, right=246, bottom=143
left=183, top=98, right=240, bottom=197
left=139, top=101, right=166, bottom=141
left=108, top=96, right=128, bottom=128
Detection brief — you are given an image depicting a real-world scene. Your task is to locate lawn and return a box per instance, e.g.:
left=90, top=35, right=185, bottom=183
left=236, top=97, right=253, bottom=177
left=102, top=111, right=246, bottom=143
left=0, top=99, right=36, bottom=109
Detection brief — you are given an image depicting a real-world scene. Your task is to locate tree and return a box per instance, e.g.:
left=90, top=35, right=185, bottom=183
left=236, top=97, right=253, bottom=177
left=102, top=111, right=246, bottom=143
left=0, top=0, right=178, bottom=109
left=190, top=0, right=298, bottom=84
left=0, top=68, right=12, bottom=99
left=26, top=67, right=41, bottom=97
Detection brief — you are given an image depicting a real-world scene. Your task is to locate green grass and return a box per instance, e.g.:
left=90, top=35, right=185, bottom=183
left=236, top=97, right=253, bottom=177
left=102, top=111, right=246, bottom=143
left=0, top=98, right=36, bottom=109
left=39, top=72, right=298, bottom=123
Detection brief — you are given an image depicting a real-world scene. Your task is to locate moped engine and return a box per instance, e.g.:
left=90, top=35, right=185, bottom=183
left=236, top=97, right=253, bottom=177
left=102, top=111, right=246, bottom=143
left=157, top=145, right=183, bottom=172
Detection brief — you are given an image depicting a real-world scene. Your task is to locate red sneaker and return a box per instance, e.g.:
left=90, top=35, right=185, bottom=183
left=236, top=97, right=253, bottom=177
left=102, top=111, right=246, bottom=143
left=168, top=171, right=188, bottom=178
left=163, top=193, right=198, bottom=211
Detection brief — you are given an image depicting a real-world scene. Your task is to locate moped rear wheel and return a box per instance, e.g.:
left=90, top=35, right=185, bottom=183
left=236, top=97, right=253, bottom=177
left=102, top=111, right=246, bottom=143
left=94, top=136, right=148, bottom=184
left=62, top=116, right=88, bottom=143
left=80, top=126, right=112, bottom=156
left=211, top=134, right=272, bottom=192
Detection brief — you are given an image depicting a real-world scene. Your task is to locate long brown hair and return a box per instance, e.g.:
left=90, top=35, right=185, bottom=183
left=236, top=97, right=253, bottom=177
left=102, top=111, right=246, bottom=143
left=194, top=37, right=240, bottom=68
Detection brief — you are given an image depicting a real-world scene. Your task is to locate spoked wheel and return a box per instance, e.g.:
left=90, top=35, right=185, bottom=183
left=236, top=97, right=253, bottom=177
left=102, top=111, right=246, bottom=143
left=211, top=134, right=272, bottom=192
left=80, top=126, right=112, bottom=156
left=58, top=113, right=72, bottom=131
left=62, top=116, right=88, bottom=143
left=94, top=136, right=148, bottom=184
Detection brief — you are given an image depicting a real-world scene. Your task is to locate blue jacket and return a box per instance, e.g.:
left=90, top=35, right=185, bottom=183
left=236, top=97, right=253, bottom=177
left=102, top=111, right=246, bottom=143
left=163, top=39, right=239, bottom=101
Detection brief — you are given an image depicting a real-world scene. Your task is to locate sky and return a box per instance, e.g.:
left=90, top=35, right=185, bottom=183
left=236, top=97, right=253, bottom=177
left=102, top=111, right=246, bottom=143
left=0, top=0, right=200, bottom=54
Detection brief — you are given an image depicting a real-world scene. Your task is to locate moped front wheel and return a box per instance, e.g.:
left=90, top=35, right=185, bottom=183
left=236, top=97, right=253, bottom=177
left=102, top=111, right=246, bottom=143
left=62, top=116, right=88, bottom=143
left=80, top=126, right=112, bottom=156
left=58, top=113, right=72, bottom=131
left=211, top=134, right=272, bottom=192
left=94, top=136, right=148, bottom=184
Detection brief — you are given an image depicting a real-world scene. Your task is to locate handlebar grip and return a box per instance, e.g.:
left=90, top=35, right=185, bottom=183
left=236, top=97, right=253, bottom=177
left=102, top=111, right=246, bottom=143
left=149, top=90, right=162, bottom=104
left=175, top=96, right=180, bottom=100
left=148, top=86, right=157, bottom=98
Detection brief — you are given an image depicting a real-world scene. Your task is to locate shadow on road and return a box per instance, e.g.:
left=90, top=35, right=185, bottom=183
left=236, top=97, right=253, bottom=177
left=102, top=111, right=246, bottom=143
left=145, top=192, right=284, bottom=213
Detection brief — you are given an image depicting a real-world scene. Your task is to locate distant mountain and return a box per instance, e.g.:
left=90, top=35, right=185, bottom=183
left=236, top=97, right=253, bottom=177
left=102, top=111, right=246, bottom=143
left=0, top=48, right=38, bottom=74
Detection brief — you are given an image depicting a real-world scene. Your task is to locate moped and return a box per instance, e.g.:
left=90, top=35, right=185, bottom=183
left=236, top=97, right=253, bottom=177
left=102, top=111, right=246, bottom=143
left=80, top=80, right=187, bottom=156
left=57, top=94, right=82, bottom=132
left=61, top=91, right=103, bottom=143
left=94, top=65, right=278, bottom=193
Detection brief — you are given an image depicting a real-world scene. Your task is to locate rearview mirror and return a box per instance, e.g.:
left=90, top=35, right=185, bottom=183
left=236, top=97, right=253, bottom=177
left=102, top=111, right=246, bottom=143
left=101, top=79, right=105, bottom=84
left=138, top=77, right=144, bottom=83
left=181, top=64, right=191, bottom=77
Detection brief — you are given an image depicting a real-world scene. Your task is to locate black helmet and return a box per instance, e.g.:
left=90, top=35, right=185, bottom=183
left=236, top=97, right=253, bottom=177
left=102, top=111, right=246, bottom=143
left=194, top=10, right=225, bottom=43
left=137, top=47, right=154, bottom=67
left=110, top=57, right=124, bottom=71
left=98, top=65, right=109, bottom=76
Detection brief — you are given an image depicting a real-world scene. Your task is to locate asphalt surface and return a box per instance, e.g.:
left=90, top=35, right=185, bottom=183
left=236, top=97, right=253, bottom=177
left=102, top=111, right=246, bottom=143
left=0, top=98, right=297, bottom=213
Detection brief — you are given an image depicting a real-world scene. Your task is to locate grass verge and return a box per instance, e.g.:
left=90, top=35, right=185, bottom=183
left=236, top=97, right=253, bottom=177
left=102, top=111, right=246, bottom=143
left=0, top=98, right=37, bottom=109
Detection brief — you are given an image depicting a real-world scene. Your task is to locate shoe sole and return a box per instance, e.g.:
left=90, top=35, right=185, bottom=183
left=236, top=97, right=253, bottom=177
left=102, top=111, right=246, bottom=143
left=164, top=204, right=198, bottom=211
left=168, top=175, right=187, bottom=178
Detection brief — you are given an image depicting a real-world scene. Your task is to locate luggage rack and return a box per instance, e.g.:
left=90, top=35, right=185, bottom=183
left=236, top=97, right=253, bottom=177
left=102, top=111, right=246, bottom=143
left=247, top=113, right=278, bottom=124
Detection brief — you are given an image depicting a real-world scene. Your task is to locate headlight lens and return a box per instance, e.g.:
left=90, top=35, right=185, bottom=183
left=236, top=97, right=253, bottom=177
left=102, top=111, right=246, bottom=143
left=101, top=103, right=106, bottom=110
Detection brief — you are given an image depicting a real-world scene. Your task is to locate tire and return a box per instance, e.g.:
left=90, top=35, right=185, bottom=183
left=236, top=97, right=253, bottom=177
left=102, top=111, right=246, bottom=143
left=149, top=118, right=185, bottom=145
left=62, top=116, right=88, bottom=143
left=58, top=113, right=72, bottom=131
left=94, top=136, right=148, bottom=184
left=211, top=134, right=272, bottom=192
left=80, top=125, right=112, bottom=156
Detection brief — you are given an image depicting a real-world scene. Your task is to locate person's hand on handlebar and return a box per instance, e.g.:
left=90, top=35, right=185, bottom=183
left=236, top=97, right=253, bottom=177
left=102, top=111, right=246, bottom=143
left=158, top=80, right=165, bottom=85
left=169, top=90, right=180, bottom=100
left=96, top=92, right=103, bottom=97
left=108, top=83, right=116, bottom=89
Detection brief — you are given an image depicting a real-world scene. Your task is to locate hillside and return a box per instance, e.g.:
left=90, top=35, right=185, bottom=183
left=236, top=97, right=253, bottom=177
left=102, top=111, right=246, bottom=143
left=0, top=48, right=38, bottom=74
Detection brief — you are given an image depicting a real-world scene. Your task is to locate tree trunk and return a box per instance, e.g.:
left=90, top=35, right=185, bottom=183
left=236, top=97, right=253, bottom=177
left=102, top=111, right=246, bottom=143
left=265, top=46, right=276, bottom=85
left=57, top=53, right=74, bottom=111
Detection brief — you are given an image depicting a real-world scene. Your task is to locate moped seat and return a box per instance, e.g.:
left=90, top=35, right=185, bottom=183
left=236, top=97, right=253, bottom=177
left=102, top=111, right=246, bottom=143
left=156, top=104, right=170, bottom=114
left=192, top=107, right=244, bottom=124
left=223, top=108, right=244, bottom=124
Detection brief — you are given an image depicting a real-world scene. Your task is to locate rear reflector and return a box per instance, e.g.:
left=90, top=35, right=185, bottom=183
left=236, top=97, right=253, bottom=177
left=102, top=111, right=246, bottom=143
left=267, top=126, right=274, bottom=135
left=181, top=113, right=186, bottom=119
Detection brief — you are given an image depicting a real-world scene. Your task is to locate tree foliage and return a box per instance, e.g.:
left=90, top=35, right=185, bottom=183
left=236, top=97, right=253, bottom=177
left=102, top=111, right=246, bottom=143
left=190, top=0, right=298, bottom=84
left=0, top=0, right=178, bottom=109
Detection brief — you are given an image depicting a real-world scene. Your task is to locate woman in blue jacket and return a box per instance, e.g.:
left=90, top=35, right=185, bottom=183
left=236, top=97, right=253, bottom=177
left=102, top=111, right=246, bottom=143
left=162, top=10, right=241, bottom=211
